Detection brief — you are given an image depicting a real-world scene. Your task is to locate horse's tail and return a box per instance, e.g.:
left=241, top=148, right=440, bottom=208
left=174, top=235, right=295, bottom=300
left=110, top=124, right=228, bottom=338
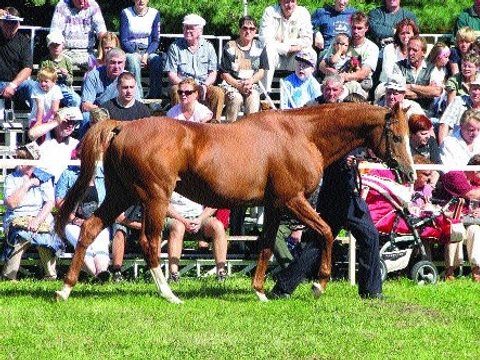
left=54, top=120, right=123, bottom=237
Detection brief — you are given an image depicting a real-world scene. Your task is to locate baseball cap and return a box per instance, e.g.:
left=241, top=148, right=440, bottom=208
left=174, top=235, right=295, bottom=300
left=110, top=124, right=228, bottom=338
left=46, top=32, right=65, bottom=47
left=295, top=48, right=317, bottom=68
left=183, top=14, right=206, bottom=27
left=385, top=74, right=407, bottom=92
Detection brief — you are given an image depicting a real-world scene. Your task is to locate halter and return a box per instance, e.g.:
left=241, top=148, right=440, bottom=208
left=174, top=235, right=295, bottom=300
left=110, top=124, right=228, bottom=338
left=378, top=110, right=402, bottom=171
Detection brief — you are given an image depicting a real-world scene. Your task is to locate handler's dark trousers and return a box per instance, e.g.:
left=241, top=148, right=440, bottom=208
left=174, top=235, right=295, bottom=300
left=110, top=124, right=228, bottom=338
left=273, top=160, right=382, bottom=297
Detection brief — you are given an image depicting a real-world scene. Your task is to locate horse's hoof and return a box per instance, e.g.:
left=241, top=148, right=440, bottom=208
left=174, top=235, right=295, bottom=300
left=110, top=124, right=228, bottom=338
left=255, top=290, right=269, bottom=302
left=55, top=289, right=69, bottom=302
left=311, top=282, right=324, bottom=299
left=161, top=292, right=183, bottom=304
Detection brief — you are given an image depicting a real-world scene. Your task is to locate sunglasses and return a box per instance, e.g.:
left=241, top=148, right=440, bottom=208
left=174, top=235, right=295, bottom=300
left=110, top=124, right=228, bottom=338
left=65, top=120, right=77, bottom=126
left=241, top=26, right=257, bottom=32
left=177, top=89, right=196, bottom=96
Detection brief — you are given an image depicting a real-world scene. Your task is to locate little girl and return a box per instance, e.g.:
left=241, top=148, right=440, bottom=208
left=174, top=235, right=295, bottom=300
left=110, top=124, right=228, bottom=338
left=426, top=42, right=450, bottom=117
left=29, top=67, right=63, bottom=144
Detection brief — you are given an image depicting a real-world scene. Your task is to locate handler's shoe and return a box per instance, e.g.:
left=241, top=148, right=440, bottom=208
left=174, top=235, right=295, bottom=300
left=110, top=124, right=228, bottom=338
left=360, top=293, right=387, bottom=301
left=216, top=270, right=227, bottom=282
left=168, top=272, right=180, bottom=283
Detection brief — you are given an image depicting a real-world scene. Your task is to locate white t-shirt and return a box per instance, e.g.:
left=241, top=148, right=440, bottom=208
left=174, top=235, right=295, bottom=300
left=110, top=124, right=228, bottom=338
left=29, top=83, right=63, bottom=123
left=170, top=191, right=203, bottom=218
left=166, top=101, right=213, bottom=123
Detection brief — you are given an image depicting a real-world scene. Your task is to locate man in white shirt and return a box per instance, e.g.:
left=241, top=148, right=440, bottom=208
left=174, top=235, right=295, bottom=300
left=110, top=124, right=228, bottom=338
left=259, top=0, right=313, bottom=92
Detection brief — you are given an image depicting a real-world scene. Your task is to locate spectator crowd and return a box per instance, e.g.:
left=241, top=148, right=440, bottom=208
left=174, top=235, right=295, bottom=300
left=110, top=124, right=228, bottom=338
left=1, top=0, right=480, bottom=290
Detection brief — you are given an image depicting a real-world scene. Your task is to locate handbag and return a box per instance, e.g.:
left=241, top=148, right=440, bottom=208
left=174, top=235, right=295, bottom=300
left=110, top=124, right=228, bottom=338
left=449, top=198, right=466, bottom=243
left=11, top=216, right=50, bottom=233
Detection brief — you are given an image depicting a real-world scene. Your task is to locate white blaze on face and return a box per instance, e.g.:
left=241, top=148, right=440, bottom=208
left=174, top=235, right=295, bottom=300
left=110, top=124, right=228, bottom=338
left=404, top=134, right=417, bottom=181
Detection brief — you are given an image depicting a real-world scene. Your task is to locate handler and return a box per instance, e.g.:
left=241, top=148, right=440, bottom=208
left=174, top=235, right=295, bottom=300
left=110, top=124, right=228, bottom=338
left=271, top=81, right=384, bottom=300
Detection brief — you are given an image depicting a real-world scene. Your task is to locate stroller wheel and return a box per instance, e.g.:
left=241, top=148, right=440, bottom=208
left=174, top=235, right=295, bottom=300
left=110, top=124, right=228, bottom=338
left=380, top=259, right=388, bottom=282
left=410, top=260, right=438, bottom=285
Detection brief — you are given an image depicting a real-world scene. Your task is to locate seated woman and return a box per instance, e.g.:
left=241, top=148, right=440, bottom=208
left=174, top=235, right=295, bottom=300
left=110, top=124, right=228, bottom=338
left=435, top=154, right=480, bottom=282
left=408, top=114, right=441, bottom=164
left=120, top=0, right=163, bottom=98
left=166, top=78, right=213, bottom=123
left=2, top=144, right=61, bottom=281
left=219, top=15, right=268, bottom=122
left=55, top=150, right=110, bottom=282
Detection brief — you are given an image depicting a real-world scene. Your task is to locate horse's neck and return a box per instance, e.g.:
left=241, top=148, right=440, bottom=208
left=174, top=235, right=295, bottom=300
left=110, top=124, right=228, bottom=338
left=308, top=110, right=377, bottom=167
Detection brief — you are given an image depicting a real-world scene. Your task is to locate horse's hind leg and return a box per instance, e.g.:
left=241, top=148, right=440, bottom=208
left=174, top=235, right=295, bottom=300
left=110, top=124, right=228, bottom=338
left=252, top=206, right=280, bottom=301
left=286, top=194, right=334, bottom=297
left=141, top=199, right=182, bottom=304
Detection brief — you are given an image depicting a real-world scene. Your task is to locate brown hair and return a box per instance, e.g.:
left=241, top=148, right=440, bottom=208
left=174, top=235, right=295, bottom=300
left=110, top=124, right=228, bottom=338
left=97, top=32, right=120, bottom=63
left=393, top=18, right=419, bottom=50
left=408, top=35, right=428, bottom=53
left=178, top=77, right=199, bottom=92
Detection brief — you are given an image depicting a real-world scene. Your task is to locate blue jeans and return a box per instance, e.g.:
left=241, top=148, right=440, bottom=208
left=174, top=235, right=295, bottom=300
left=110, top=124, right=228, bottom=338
left=125, top=52, right=164, bottom=98
left=0, top=80, right=35, bottom=108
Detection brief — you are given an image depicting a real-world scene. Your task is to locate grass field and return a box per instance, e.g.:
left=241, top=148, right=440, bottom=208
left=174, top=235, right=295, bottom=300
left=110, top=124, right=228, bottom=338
left=0, top=275, right=478, bottom=359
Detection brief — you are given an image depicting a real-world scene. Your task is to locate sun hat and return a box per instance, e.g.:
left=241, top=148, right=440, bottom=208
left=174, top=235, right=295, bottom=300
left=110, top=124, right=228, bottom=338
left=385, top=74, right=407, bottom=92
left=183, top=14, right=206, bottom=27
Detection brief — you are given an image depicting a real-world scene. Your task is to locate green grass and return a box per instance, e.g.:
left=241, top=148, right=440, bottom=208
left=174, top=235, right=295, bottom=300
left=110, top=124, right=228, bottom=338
left=0, top=276, right=479, bottom=359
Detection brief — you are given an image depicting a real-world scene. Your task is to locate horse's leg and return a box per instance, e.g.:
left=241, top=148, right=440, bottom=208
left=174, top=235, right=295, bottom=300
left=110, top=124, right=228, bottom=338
left=252, top=205, right=281, bottom=301
left=141, top=199, right=182, bottom=304
left=55, top=215, right=107, bottom=301
left=285, top=194, right=334, bottom=297
left=56, top=193, right=131, bottom=302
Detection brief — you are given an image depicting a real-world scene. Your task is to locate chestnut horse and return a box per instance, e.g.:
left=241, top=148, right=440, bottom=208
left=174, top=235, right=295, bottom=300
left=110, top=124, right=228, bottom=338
left=55, top=103, right=415, bottom=303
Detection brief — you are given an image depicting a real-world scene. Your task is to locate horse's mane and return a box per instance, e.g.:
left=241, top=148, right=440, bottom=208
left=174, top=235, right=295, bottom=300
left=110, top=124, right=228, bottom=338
left=54, top=120, right=123, bottom=237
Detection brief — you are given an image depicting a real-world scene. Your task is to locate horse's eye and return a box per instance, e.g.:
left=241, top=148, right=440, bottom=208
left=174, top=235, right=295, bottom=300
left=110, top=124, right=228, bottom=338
left=392, top=135, right=402, bottom=143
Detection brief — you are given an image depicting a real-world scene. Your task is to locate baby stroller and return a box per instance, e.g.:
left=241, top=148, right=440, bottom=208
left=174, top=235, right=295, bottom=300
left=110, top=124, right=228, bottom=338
left=361, top=173, right=462, bottom=285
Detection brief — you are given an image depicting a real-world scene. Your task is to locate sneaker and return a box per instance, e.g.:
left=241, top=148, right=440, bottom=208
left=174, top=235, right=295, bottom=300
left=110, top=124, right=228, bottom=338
left=216, top=270, right=227, bottom=282
left=168, top=272, right=180, bottom=283
left=270, top=290, right=291, bottom=300
left=113, top=271, right=124, bottom=283
left=94, top=270, right=111, bottom=283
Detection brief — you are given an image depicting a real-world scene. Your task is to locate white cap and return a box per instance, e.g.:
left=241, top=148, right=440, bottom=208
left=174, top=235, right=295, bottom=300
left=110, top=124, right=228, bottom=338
left=471, top=76, right=480, bottom=86
left=183, top=14, right=206, bottom=27
left=46, top=32, right=65, bottom=47
left=385, top=74, right=407, bottom=92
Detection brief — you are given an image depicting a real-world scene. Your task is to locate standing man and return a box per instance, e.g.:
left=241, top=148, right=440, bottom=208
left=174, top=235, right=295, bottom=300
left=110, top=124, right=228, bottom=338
left=272, top=76, right=384, bottom=300
left=311, top=0, right=357, bottom=58
left=101, top=71, right=151, bottom=121
left=0, top=8, right=34, bottom=108
left=259, top=0, right=313, bottom=93
left=50, top=0, right=107, bottom=70
left=368, top=0, right=418, bottom=48
left=393, top=36, right=444, bottom=116
left=164, top=14, right=224, bottom=122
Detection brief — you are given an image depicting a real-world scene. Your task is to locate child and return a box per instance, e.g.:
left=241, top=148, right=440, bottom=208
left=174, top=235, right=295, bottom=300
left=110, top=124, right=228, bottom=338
left=281, top=48, right=321, bottom=109
left=325, top=33, right=352, bottom=73
left=426, top=42, right=450, bottom=117
left=29, top=67, right=63, bottom=144
left=449, top=26, right=476, bottom=75
left=39, top=32, right=81, bottom=108
left=445, top=53, right=480, bottom=104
